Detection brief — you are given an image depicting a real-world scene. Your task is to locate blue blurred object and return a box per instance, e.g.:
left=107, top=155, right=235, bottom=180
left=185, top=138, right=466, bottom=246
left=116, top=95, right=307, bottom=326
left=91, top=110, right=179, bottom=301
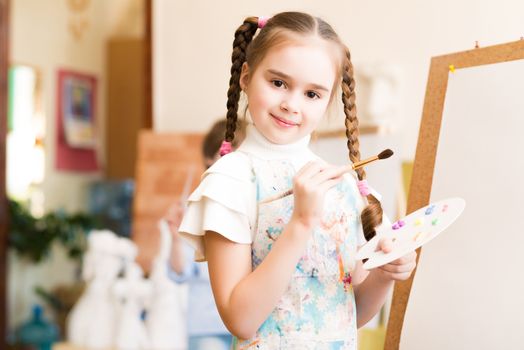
left=17, top=305, right=59, bottom=350
left=88, top=179, right=134, bottom=236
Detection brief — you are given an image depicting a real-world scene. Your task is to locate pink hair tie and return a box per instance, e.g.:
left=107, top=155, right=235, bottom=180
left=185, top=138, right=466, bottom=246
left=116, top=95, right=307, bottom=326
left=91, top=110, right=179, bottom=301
left=219, top=141, right=232, bottom=156
left=357, top=180, right=371, bottom=196
left=258, top=16, right=269, bottom=29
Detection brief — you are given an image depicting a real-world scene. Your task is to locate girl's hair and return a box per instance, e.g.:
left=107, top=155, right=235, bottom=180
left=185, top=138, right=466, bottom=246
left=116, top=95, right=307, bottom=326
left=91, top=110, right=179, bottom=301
left=203, top=119, right=246, bottom=160
left=225, top=11, right=383, bottom=241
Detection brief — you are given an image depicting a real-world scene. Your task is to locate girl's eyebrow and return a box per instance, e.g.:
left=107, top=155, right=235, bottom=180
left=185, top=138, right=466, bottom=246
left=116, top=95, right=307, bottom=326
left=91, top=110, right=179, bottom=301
left=266, top=69, right=329, bottom=92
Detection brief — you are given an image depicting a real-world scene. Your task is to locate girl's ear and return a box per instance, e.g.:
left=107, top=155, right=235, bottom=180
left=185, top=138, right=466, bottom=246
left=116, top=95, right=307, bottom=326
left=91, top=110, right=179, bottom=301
left=240, top=62, right=250, bottom=91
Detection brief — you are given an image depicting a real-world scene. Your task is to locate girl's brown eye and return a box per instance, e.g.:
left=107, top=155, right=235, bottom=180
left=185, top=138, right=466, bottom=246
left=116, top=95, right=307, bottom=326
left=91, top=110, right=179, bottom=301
left=306, top=91, right=320, bottom=99
left=272, top=80, right=284, bottom=88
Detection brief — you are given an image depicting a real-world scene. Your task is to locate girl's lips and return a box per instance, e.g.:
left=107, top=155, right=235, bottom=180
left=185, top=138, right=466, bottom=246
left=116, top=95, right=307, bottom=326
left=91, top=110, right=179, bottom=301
left=270, top=114, right=298, bottom=127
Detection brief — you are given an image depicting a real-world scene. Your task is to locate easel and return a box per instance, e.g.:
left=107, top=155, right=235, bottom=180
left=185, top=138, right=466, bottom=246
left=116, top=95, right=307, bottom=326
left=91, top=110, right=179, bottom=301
left=384, top=39, right=524, bottom=349
left=132, top=130, right=204, bottom=273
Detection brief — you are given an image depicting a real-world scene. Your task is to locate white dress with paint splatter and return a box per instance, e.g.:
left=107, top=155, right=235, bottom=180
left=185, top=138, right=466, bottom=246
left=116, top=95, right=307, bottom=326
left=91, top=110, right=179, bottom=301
left=180, top=124, right=376, bottom=350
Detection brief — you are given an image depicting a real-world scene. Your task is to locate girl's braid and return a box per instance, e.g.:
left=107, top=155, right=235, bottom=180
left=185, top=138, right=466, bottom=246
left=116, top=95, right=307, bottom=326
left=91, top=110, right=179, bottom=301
left=341, top=46, right=383, bottom=241
left=225, top=17, right=259, bottom=143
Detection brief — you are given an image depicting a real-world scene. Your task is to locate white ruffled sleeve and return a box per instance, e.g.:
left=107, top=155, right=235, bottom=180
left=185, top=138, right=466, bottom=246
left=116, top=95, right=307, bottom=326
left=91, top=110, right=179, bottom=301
left=178, top=151, right=256, bottom=261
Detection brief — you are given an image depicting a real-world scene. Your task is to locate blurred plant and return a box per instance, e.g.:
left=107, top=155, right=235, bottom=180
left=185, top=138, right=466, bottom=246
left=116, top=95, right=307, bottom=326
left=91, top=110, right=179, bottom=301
left=8, top=199, right=102, bottom=263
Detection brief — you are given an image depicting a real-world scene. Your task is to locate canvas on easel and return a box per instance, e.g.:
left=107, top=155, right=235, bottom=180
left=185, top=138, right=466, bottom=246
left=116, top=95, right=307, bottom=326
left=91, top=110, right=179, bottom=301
left=385, top=39, right=524, bottom=349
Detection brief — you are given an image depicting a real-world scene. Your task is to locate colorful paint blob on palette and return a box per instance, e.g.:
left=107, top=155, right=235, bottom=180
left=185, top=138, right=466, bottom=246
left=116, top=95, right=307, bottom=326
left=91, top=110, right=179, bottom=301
left=391, top=202, right=448, bottom=234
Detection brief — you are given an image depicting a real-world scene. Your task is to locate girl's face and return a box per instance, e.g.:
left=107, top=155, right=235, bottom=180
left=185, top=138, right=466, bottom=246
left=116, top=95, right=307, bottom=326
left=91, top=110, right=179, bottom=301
left=240, top=39, right=338, bottom=144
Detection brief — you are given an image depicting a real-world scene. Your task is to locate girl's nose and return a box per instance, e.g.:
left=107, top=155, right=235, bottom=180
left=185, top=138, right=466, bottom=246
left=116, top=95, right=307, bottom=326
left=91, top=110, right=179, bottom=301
left=280, top=94, right=300, bottom=114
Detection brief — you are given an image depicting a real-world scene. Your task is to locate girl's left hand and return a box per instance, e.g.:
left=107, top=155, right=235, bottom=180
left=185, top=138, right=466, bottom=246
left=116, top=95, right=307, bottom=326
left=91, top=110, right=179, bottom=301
left=374, top=238, right=417, bottom=281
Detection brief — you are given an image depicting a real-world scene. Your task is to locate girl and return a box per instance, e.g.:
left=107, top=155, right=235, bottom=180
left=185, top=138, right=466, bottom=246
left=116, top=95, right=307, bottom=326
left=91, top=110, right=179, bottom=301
left=179, top=11, right=417, bottom=349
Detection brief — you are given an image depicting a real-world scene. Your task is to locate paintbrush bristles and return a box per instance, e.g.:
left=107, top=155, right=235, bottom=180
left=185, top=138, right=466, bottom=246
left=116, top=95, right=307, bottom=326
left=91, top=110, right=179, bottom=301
left=378, top=149, right=394, bottom=159
left=352, top=149, right=394, bottom=170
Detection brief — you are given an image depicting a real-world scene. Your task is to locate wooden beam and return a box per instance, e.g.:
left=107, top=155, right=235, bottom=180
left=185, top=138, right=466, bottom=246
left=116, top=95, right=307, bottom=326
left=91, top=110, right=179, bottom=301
left=144, top=0, right=153, bottom=129
left=0, top=0, right=9, bottom=345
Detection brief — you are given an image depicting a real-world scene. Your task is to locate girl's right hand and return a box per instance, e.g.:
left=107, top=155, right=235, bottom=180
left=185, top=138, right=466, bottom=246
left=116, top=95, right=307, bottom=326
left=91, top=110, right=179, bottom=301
left=290, top=160, right=345, bottom=230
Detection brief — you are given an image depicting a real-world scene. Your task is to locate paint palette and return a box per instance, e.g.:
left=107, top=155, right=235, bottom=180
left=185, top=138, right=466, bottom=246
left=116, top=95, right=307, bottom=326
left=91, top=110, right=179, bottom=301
left=356, top=197, right=466, bottom=270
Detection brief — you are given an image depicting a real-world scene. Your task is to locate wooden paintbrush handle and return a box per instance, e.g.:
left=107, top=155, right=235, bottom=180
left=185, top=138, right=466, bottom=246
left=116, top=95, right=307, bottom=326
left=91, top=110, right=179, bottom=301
left=259, top=155, right=382, bottom=205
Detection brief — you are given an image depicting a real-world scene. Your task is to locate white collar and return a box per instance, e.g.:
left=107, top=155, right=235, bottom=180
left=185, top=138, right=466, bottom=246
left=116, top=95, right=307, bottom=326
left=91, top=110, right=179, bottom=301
left=237, top=123, right=312, bottom=160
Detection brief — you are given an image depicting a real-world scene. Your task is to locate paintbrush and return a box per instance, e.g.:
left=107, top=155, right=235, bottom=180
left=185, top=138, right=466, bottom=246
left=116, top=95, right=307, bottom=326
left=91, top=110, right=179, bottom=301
left=180, top=165, right=195, bottom=206
left=158, top=165, right=196, bottom=240
left=259, top=149, right=394, bottom=204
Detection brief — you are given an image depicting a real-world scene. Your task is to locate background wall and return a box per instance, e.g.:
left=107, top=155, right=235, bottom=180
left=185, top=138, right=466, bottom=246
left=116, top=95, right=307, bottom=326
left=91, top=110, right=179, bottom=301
left=11, top=0, right=102, bottom=213
left=8, top=0, right=143, bottom=330
left=153, top=0, right=524, bottom=160
left=10, top=0, right=143, bottom=213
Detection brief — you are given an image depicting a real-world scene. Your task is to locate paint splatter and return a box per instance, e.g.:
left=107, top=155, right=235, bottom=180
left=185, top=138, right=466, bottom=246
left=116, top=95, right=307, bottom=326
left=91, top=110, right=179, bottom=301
left=425, top=204, right=436, bottom=215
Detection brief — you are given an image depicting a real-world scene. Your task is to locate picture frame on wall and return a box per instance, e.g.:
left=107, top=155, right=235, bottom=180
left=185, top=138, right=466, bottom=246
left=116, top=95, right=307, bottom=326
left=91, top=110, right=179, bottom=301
left=59, top=69, right=96, bottom=149
left=56, top=69, right=99, bottom=172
